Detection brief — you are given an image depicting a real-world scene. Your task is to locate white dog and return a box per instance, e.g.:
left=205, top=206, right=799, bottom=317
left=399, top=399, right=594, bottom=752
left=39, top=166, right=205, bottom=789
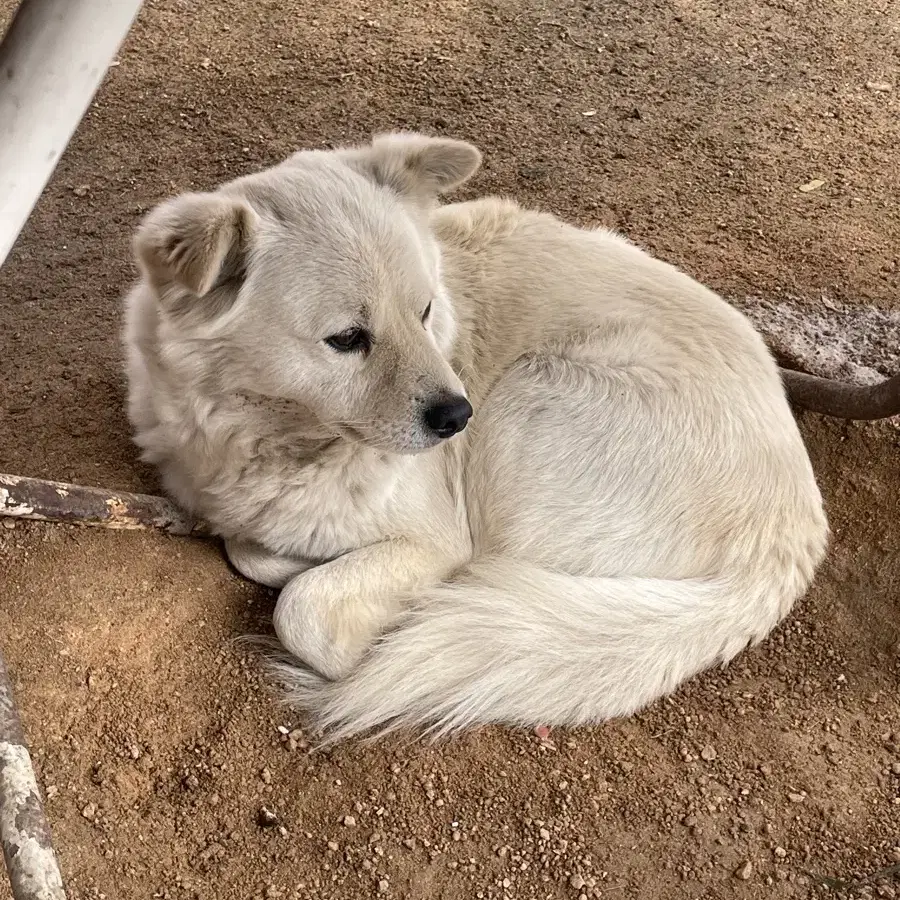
left=124, top=132, right=828, bottom=740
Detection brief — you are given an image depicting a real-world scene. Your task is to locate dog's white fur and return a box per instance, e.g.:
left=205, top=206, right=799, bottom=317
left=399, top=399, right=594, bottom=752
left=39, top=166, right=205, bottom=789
left=124, top=132, right=828, bottom=740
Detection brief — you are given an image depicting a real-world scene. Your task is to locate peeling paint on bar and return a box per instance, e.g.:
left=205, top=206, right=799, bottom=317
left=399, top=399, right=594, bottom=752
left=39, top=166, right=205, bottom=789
left=0, top=489, right=35, bottom=518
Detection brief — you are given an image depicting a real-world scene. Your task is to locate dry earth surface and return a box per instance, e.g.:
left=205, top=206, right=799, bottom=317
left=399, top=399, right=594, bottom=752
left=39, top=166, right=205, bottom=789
left=1, top=0, right=898, bottom=898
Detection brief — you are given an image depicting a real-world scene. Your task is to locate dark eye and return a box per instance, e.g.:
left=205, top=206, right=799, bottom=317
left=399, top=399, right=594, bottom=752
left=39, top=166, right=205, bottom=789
left=325, top=328, right=371, bottom=354
left=421, top=301, right=432, bottom=324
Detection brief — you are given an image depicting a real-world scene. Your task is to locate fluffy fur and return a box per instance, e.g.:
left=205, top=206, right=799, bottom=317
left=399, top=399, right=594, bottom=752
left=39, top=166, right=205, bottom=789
left=124, top=132, right=828, bottom=741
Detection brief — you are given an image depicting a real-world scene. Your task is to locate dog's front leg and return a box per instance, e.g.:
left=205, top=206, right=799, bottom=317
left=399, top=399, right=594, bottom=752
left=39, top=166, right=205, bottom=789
left=225, top=537, right=312, bottom=588
left=272, top=538, right=456, bottom=680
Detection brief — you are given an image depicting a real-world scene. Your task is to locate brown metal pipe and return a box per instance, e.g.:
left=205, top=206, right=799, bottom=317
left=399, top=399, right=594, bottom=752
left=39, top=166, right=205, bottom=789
left=781, top=368, right=900, bottom=421
left=0, top=473, right=208, bottom=536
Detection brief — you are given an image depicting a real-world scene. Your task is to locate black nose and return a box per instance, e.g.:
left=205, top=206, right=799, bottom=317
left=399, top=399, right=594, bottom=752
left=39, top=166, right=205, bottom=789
left=423, top=394, right=473, bottom=439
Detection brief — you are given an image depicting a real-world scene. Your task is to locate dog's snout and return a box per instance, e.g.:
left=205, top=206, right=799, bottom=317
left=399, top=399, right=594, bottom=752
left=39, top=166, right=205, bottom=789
left=423, top=394, right=473, bottom=439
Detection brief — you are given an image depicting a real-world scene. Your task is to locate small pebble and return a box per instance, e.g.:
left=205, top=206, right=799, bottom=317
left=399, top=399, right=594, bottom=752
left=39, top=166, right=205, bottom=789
left=257, top=807, right=279, bottom=828
left=343, top=815, right=357, bottom=827
left=287, top=728, right=307, bottom=751
left=735, top=861, right=753, bottom=880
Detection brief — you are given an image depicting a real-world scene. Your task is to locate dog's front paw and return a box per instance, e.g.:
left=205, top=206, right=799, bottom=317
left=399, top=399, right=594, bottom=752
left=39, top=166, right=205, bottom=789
left=272, top=579, right=374, bottom=680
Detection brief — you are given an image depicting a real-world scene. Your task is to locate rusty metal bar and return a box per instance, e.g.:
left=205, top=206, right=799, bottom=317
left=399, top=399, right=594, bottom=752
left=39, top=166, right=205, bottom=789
left=0, top=473, right=207, bottom=536
left=0, top=648, right=67, bottom=900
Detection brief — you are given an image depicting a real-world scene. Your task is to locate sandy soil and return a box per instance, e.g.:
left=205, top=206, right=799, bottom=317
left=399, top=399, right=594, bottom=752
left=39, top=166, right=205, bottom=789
left=0, top=0, right=898, bottom=898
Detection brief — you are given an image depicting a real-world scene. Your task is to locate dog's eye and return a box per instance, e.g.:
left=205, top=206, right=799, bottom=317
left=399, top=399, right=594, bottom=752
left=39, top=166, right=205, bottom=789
left=421, top=301, right=432, bottom=324
left=325, top=328, right=371, bottom=354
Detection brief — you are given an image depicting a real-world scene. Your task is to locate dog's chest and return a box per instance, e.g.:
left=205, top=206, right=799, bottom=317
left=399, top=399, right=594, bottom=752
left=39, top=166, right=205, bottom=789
left=244, top=446, right=411, bottom=561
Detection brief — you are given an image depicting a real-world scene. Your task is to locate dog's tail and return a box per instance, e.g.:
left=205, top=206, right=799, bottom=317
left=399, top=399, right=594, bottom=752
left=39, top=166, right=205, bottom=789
left=270, top=556, right=803, bottom=742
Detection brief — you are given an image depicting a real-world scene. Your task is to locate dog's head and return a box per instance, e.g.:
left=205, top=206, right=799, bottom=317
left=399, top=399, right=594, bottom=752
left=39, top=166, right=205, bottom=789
left=134, top=132, right=482, bottom=453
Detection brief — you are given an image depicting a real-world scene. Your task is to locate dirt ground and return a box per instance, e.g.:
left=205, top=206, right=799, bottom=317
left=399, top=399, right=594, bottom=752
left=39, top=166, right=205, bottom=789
left=1, top=0, right=899, bottom=897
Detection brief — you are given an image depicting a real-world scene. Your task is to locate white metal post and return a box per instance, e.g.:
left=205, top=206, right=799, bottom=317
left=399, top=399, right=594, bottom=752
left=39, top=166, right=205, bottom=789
left=0, top=0, right=145, bottom=269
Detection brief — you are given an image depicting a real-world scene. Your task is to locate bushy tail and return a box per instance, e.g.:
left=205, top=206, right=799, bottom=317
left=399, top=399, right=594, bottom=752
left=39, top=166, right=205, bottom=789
left=268, top=557, right=792, bottom=742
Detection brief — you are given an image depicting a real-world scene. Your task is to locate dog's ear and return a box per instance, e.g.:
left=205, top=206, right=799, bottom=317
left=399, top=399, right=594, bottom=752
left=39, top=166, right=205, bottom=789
left=134, top=192, right=257, bottom=297
left=344, top=132, right=482, bottom=201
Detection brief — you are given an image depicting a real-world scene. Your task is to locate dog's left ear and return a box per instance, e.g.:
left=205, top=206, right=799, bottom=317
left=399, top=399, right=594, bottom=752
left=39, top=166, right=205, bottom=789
left=343, top=132, right=482, bottom=202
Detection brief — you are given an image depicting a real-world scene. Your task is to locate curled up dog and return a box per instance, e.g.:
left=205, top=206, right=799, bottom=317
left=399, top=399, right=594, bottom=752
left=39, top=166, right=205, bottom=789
left=123, top=132, right=829, bottom=741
